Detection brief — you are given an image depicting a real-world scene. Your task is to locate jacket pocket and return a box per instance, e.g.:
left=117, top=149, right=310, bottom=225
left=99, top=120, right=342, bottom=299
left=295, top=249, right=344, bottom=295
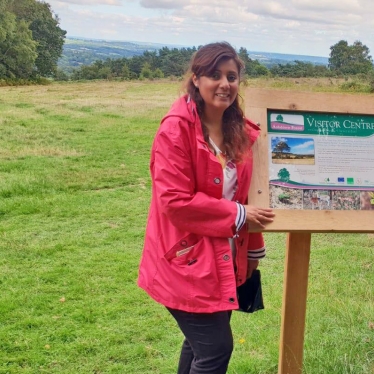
left=164, top=235, right=222, bottom=302
left=164, top=233, right=202, bottom=263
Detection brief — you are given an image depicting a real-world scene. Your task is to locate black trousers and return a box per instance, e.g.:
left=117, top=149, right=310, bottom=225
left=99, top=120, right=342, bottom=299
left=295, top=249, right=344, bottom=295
left=167, top=308, right=233, bottom=374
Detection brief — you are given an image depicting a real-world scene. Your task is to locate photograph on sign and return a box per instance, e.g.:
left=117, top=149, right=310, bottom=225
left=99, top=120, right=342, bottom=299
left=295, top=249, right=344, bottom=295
left=268, top=111, right=374, bottom=211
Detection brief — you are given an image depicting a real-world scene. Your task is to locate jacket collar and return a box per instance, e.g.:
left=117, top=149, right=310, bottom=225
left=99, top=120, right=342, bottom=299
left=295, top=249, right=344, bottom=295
left=161, top=95, right=204, bottom=140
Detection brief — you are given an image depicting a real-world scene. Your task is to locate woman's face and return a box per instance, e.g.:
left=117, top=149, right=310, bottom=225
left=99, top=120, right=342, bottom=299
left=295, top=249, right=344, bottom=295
left=193, top=58, right=239, bottom=116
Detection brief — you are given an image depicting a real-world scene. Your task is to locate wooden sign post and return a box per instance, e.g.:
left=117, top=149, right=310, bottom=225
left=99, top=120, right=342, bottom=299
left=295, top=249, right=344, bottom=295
left=245, top=88, right=374, bottom=374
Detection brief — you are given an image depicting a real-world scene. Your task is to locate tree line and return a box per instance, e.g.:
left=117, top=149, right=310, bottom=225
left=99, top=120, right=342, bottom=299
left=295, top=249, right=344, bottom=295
left=62, top=41, right=374, bottom=82
left=0, top=0, right=66, bottom=81
left=60, top=47, right=328, bottom=81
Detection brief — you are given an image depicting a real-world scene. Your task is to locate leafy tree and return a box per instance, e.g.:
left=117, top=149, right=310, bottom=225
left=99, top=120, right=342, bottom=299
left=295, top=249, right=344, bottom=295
left=278, top=168, right=290, bottom=182
left=143, top=50, right=160, bottom=70
left=122, top=64, right=130, bottom=79
left=98, top=66, right=112, bottom=80
left=329, top=40, right=373, bottom=75
left=54, top=68, right=68, bottom=81
left=252, top=62, right=269, bottom=76
left=140, top=62, right=152, bottom=79
left=270, top=61, right=330, bottom=78
left=107, top=58, right=129, bottom=77
left=71, top=64, right=98, bottom=80
left=0, top=4, right=37, bottom=78
left=127, top=55, right=145, bottom=77
left=160, top=48, right=188, bottom=77
left=153, top=68, right=164, bottom=79
left=238, top=47, right=269, bottom=77
left=9, top=0, right=66, bottom=77
left=368, top=70, right=374, bottom=93
left=274, top=141, right=291, bottom=158
left=276, top=114, right=284, bottom=122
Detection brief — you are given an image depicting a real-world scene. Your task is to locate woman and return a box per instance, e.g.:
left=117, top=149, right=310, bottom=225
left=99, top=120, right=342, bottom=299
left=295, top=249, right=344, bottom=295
left=138, top=42, right=275, bottom=374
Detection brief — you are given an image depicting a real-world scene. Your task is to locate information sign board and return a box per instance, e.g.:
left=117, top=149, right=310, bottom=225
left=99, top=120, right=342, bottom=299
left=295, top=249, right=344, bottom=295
left=245, top=88, right=374, bottom=232
left=268, top=111, right=374, bottom=211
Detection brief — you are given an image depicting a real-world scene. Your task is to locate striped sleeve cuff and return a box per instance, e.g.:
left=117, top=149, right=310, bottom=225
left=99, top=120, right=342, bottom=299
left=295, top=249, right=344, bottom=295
left=234, top=202, right=246, bottom=236
left=247, top=246, right=266, bottom=260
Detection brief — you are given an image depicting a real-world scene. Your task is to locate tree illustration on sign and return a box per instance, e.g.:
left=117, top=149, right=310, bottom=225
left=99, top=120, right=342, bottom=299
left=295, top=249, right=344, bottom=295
left=273, top=140, right=291, bottom=159
left=278, top=168, right=290, bottom=182
left=276, top=114, right=284, bottom=122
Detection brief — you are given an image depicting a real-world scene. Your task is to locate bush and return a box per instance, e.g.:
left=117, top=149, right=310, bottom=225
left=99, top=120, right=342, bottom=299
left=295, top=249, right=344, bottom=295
left=0, top=77, right=51, bottom=86
left=367, top=70, right=374, bottom=93
left=339, top=80, right=367, bottom=92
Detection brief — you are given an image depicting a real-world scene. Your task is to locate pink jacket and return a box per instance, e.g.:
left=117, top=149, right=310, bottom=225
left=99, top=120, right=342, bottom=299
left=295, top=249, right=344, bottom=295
left=138, top=96, right=265, bottom=313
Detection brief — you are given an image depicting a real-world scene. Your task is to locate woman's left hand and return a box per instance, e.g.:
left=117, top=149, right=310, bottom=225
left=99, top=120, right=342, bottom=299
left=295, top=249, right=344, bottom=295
left=246, top=260, right=259, bottom=279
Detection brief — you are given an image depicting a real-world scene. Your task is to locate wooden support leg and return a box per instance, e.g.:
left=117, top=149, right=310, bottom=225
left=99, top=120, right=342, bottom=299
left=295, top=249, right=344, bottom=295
left=278, top=232, right=311, bottom=374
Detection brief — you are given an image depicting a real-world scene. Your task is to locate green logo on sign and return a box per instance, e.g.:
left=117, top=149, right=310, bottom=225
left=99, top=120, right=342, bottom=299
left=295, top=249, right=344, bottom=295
left=347, top=178, right=354, bottom=184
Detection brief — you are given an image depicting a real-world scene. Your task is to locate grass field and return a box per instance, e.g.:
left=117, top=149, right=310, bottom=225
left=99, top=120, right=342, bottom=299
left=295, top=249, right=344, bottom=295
left=0, top=79, right=373, bottom=374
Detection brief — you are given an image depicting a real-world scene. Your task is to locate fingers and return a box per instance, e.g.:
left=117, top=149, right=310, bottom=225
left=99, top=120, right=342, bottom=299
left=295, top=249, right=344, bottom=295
left=247, top=260, right=259, bottom=279
left=243, top=205, right=275, bottom=229
left=257, top=208, right=276, bottom=218
left=246, top=216, right=266, bottom=230
left=247, top=220, right=266, bottom=230
left=247, top=268, right=254, bottom=278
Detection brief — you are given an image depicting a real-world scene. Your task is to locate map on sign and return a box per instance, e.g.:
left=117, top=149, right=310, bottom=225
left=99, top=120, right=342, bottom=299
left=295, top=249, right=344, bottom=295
left=267, top=111, right=374, bottom=211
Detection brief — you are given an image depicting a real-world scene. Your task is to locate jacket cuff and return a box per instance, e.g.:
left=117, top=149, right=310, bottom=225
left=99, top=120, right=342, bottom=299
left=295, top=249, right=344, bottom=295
left=247, top=246, right=266, bottom=260
left=234, top=202, right=246, bottom=237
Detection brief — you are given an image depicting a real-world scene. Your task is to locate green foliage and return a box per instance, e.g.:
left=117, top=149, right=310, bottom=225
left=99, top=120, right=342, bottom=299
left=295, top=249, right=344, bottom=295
left=329, top=40, right=373, bottom=75
left=367, top=70, right=374, bottom=93
left=69, top=45, right=269, bottom=81
left=54, top=68, right=69, bottom=81
left=276, top=114, right=283, bottom=122
left=140, top=62, right=153, bottom=79
left=0, top=76, right=51, bottom=86
left=337, top=71, right=374, bottom=93
left=153, top=68, right=164, bottom=79
left=339, top=80, right=367, bottom=92
left=64, top=40, right=374, bottom=82
left=159, top=47, right=192, bottom=76
left=278, top=193, right=290, bottom=199
left=0, top=0, right=66, bottom=79
left=273, top=141, right=291, bottom=158
left=239, top=47, right=270, bottom=77
left=277, top=168, right=291, bottom=182
left=0, top=8, right=37, bottom=78
left=278, top=193, right=290, bottom=203
left=122, top=63, right=130, bottom=79
left=70, top=41, right=374, bottom=82
left=270, top=60, right=331, bottom=78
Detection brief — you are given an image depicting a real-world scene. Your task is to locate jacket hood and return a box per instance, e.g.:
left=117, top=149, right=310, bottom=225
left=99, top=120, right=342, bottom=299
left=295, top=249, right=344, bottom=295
left=161, top=95, right=197, bottom=125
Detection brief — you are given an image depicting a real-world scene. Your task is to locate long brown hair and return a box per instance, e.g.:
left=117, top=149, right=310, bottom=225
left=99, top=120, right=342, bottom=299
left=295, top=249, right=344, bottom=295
left=185, top=42, right=250, bottom=161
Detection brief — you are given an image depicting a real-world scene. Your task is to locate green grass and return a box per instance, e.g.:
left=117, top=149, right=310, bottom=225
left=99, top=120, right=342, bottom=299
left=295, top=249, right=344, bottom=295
left=0, top=80, right=373, bottom=373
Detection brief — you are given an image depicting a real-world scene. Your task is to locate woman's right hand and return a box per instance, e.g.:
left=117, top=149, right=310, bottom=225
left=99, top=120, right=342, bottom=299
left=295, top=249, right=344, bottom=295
left=243, top=205, right=275, bottom=230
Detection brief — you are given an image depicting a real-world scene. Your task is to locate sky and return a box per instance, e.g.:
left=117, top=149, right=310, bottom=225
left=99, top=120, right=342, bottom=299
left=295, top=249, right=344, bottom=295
left=48, top=0, right=374, bottom=57
left=271, top=137, right=315, bottom=155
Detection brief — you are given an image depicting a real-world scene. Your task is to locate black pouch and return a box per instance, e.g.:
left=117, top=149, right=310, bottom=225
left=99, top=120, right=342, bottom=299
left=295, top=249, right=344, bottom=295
left=237, top=269, right=264, bottom=313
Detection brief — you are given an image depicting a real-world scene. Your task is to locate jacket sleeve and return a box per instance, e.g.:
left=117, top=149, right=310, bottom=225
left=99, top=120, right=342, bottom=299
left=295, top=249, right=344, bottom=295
left=151, top=126, right=238, bottom=238
left=247, top=233, right=266, bottom=260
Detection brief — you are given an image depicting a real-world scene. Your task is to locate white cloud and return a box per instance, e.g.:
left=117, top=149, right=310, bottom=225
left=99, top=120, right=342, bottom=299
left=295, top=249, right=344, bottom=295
left=291, top=0, right=361, bottom=12
left=47, top=0, right=374, bottom=56
left=57, top=0, right=121, bottom=5
left=293, top=141, right=314, bottom=150
left=140, top=0, right=187, bottom=9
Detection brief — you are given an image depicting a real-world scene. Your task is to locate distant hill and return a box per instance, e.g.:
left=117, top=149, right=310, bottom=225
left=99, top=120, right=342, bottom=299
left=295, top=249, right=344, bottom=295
left=58, top=38, right=161, bottom=73
left=58, top=37, right=328, bottom=73
left=247, top=51, right=328, bottom=66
